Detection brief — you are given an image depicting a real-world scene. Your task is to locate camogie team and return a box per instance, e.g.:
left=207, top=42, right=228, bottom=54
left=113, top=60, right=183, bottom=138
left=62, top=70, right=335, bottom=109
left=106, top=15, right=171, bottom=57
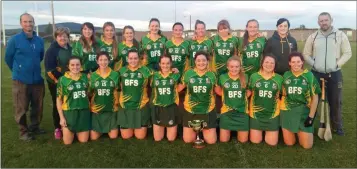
left=48, top=18, right=320, bottom=149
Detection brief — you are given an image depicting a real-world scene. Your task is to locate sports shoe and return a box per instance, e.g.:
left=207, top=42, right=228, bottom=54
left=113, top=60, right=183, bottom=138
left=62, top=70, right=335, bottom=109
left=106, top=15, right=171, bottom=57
left=54, top=128, right=62, bottom=139
left=19, top=133, right=35, bottom=141
left=335, top=129, right=345, bottom=136
left=29, top=128, right=46, bottom=135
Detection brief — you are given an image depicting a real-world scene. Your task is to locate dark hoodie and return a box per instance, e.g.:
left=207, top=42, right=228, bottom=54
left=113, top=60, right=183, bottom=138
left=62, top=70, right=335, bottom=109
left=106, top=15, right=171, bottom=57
left=263, top=31, right=297, bottom=75
left=44, top=41, right=72, bottom=84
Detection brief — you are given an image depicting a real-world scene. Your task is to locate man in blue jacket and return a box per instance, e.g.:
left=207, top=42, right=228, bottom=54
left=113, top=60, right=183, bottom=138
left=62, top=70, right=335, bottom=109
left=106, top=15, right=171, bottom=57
left=5, top=13, right=46, bottom=141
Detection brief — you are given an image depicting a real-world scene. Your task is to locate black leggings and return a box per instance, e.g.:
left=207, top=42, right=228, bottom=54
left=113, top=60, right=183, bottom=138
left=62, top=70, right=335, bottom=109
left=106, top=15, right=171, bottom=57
left=47, top=81, right=61, bottom=129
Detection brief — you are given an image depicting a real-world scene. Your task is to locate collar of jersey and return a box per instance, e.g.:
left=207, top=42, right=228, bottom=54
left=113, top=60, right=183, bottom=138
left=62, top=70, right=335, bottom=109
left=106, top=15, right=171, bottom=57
left=64, top=71, right=81, bottom=81
left=193, top=68, right=208, bottom=77
left=127, top=65, right=141, bottom=72
left=258, top=70, right=275, bottom=80
left=159, top=71, right=172, bottom=78
left=146, top=33, right=162, bottom=42
left=218, top=35, right=233, bottom=41
left=171, top=38, right=184, bottom=46
left=291, top=69, right=308, bottom=77
left=122, top=41, right=133, bottom=48
left=101, top=36, right=113, bottom=45
left=228, top=72, right=240, bottom=81
left=196, top=36, right=209, bottom=44
left=96, top=67, right=112, bottom=79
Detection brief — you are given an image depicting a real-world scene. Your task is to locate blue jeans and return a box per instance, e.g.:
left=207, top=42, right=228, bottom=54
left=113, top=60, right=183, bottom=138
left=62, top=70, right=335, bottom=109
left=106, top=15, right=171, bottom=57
left=312, top=70, right=343, bottom=130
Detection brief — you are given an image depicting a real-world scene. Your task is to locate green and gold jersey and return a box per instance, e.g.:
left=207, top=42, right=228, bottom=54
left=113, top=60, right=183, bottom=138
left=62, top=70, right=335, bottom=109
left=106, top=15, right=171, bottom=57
left=188, top=37, right=214, bottom=68
left=165, top=39, right=190, bottom=74
left=182, top=69, right=217, bottom=114
left=71, top=41, right=98, bottom=73
left=238, top=37, right=266, bottom=77
left=98, top=37, right=119, bottom=69
left=281, top=69, right=321, bottom=110
left=141, top=34, right=167, bottom=70
left=119, top=66, right=152, bottom=109
left=150, top=71, right=180, bottom=107
left=211, top=35, right=239, bottom=75
left=56, top=72, right=89, bottom=111
left=219, top=73, right=248, bottom=114
left=118, top=41, right=142, bottom=70
left=89, top=68, right=120, bottom=113
left=248, top=71, right=283, bottom=119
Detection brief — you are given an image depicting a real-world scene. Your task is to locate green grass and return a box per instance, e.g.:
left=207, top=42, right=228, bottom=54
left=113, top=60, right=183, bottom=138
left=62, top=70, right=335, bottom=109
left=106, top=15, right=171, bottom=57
left=1, top=42, right=356, bottom=168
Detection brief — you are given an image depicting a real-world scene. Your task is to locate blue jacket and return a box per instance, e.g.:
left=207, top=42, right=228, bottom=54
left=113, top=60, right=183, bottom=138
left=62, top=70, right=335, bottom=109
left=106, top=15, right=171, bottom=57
left=5, top=31, right=45, bottom=84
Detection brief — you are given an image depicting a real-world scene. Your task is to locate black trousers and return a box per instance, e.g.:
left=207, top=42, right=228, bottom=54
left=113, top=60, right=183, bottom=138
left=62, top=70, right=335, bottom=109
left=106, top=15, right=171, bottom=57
left=312, top=70, right=343, bottom=130
left=47, top=81, right=61, bottom=129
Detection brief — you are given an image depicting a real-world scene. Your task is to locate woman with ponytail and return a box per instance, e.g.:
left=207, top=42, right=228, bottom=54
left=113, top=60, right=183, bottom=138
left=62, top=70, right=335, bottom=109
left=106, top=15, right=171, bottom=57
left=238, top=19, right=267, bottom=78
left=98, top=22, right=119, bottom=69
left=214, top=56, right=250, bottom=143
left=117, top=25, right=141, bottom=71
left=141, top=18, right=167, bottom=71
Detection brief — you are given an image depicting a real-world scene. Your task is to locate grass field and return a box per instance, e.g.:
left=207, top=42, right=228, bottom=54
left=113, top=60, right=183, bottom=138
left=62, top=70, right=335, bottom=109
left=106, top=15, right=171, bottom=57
left=1, top=42, right=356, bottom=168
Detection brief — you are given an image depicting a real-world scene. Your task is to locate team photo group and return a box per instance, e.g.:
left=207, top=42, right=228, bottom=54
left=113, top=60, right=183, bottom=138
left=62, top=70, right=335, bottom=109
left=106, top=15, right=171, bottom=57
left=5, top=11, right=352, bottom=150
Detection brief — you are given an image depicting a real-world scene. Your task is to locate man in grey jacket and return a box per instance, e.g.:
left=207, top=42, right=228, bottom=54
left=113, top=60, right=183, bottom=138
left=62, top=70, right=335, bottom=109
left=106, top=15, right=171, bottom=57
left=303, top=12, right=352, bottom=136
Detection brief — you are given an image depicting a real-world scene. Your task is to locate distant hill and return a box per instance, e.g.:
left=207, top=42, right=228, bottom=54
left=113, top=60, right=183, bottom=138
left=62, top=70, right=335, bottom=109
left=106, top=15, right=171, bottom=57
left=5, top=22, right=122, bottom=36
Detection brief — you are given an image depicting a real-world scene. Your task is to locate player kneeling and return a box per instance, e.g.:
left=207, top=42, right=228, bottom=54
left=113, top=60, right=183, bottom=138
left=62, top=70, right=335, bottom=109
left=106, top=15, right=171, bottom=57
left=89, top=51, right=120, bottom=140
left=280, top=52, right=320, bottom=149
left=56, top=56, right=91, bottom=145
left=215, top=57, right=250, bottom=143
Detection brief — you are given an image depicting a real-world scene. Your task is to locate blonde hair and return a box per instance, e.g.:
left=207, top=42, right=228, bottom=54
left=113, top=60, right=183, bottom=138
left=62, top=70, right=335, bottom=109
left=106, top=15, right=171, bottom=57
left=227, top=56, right=247, bottom=88
left=103, top=22, right=118, bottom=60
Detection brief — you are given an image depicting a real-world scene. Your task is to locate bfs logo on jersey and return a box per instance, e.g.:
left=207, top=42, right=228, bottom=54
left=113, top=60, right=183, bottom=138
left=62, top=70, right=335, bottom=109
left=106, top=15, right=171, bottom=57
left=224, top=82, right=230, bottom=88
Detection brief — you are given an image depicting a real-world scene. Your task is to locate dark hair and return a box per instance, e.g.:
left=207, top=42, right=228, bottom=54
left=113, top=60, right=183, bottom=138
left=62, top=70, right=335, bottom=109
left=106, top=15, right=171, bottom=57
left=194, top=50, right=209, bottom=61
left=122, top=25, right=140, bottom=50
left=276, top=18, right=290, bottom=28
left=217, top=19, right=230, bottom=30
left=319, top=12, right=332, bottom=19
left=243, top=19, right=259, bottom=50
left=102, top=22, right=118, bottom=60
left=68, top=56, right=82, bottom=66
left=260, top=54, right=277, bottom=71
left=159, top=55, right=173, bottom=72
left=149, top=18, right=163, bottom=36
left=127, top=48, right=139, bottom=58
left=80, top=22, right=98, bottom=53
left=288, top=52, right=305, bottom=69
left=172, top=22, right=184, bottom=30
left=195, top=20, right=206, bottom=30
left=96, top=51, right=110, bottom=61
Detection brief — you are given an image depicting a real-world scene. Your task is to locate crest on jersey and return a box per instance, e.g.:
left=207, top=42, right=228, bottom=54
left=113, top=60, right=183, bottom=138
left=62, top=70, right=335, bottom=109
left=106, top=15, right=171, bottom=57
left=155, top=80, right=160, bottom=86
left=191, top=45, right=195, bottom=50
left=257, top=43, right=261, bottom=49
left=169, top=48, right=173, bottom=53
left=75, top=82, right=81, bottom=89
left=95, top=81, right=99, bottom=87
left=249, top=44, right=253, bottom=49
left=223, top=42, right=227, bottom=48
left=229, top=43, right=233, bottom=48
left=170, top=79, right=174, bottom=85
left=83, top=82, right=87, bottom=88
left=130, top=73, right=135, bottom=78
left=232, top=82, right=239, bottom=88
left=244, top=46, right=247, bottom=51
left=147, top=45, right=151, bottom=50
left=67, top=85, right=74, bottom=91
left=190, top=78, right=195, bottom=84
left=224, top=82, right=230, bottom=89
left=110, top=81, right=114, bottom=87
left=168, top=120, right=174, bottom=125
left=181, top=49, right=185, bottom=54
left=197, top=78, right=202, bottom=84
left=162, top=80, right=167, bottom=85
left=137, top=73, right=142, bottom=78
left=256, top=82, right=261, bottom=88
left=216, top=42, right=220, bottom=47
left=272, top=83, right=277, bottom=90
left=206, top=78, right=210, bottom=84
left=122, top=50, right=127, bottom=55
left=285, top=79, right=291, bottom=84
left=123, top=73, right=128, bottom=77
left=302, top=79, right=307, bottom=85
left=159, top=43, right=163, bottom=48
left=203, top=46, right=207, bottom=51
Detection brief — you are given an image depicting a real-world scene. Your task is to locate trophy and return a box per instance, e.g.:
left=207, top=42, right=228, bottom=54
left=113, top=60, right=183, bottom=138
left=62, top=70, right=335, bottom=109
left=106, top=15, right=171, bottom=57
left=188, top=120, right=207, bottom=149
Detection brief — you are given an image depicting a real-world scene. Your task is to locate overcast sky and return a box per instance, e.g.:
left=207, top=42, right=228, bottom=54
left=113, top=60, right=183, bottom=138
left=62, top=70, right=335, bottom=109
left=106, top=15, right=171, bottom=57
left=2, top=1, right=356, bottom=31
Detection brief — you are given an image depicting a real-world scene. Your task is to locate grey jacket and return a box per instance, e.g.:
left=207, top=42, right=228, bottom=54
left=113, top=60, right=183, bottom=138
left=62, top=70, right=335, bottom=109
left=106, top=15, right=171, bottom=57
left=303, top=27, right=352, bottom=73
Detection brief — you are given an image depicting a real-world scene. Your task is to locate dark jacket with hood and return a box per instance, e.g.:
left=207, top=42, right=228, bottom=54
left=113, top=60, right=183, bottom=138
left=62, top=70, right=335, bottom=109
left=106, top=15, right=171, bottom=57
left=263, top=31, right=297, bottom=75
left=44, top=41, right=72, bottom=84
